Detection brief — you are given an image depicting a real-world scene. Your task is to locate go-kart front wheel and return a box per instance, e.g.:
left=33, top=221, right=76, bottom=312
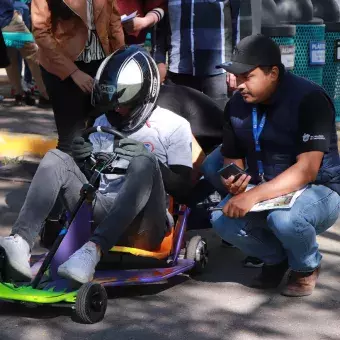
left=75, top=282, right=108, bottom=324
left=185, top=235, right=208, bottom=275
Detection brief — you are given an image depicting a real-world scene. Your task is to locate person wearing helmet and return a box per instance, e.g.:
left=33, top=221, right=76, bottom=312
left=0, top=46, right=194, bottom=284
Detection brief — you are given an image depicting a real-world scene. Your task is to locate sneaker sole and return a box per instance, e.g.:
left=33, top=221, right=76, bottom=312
left=280, top=289, right=314, bottom=297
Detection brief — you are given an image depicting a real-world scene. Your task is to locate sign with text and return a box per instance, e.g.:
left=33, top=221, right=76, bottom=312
left=309, top=41, right=326, bottom=66
left=280, top=45, right=295, bottom=70
left=335, top=40, right=340, bottom=62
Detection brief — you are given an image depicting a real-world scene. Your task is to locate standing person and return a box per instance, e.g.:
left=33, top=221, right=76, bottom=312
left=117, top=0, right=166, bottom=45
left=1, top=0, right=49, bottom=105
left=0, top=0, right=11, bottom=69
left=203, top=35, right=340, bottom=297
left=154, top=0, right=233, bottom=110
left=13, top=1, right=34, bottom=97
left=31, top=0, right=124, bottom=154
left=116, top=0, right=167, bottom=81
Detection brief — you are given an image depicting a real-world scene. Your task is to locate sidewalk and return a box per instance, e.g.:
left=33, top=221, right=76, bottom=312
left=0, top=69, right=57, bottom=161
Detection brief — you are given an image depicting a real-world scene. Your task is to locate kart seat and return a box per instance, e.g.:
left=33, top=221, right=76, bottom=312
left=109, top=228, right=174, bottom=260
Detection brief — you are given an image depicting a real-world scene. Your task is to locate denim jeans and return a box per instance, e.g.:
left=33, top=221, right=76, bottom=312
left=202, top=145, right=340, bottom=271
left=12, top=150, right=168, bottom=253
left=211, top=185, right=340, bottom=272
left=200, top=145, right=227, bottom=196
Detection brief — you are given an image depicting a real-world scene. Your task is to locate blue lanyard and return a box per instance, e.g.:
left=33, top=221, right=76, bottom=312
left=252, top=107, right=266, bottom=181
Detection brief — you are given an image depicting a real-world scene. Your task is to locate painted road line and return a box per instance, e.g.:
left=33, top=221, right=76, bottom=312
left=0, top=133, right=57, bottom=158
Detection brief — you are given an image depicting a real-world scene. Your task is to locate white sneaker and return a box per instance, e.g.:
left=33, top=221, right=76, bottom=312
left=57, top=242, right=101, bottom=284
left=0, top=234, right=32, bottom=279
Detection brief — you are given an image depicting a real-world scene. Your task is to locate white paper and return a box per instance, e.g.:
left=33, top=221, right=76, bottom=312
left=247, top=186, right=307, bottom=212
left=121, top=11, right=138, bottom=23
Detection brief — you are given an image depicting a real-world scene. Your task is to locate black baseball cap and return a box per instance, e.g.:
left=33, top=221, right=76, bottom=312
left=217, top=34, right=283, bottom=75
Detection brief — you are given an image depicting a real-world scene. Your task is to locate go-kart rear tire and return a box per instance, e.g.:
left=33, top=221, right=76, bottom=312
left=75, top=282, right=108, bottom=324
left=185, top=235, right=208, bottom=276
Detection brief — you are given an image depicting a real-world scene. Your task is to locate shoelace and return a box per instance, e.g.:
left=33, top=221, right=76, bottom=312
left=69, top=246, right=97, bottom=268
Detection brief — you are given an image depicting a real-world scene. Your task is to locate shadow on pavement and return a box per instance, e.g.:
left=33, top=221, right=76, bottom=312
left=0, top=179, right=340, bottom=339
left=0, top=101, right=56, bottom=136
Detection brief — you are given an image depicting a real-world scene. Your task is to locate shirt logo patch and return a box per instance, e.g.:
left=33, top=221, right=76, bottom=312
left=144, top=141, right=155, bottom=152
left=303, top=133, right=326, bottom=142
left=302, top=133, right=310, bottom=142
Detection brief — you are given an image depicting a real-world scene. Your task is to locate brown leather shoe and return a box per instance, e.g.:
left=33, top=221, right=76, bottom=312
left=281, top=266, right=321, bottom=297
left=251, top=259, right=289, bottom=289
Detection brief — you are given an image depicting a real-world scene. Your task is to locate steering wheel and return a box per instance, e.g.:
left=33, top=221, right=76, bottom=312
left=82, top=126, right=126, bottom=170
left=82, top=126, right=126, bottom=140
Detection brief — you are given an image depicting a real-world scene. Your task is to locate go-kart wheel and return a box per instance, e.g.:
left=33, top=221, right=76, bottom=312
left=185, top=235, right=208, bottom=275
left=75, top=282, right=108, bottom=324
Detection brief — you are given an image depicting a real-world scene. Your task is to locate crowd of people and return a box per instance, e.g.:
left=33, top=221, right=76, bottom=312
left=0, top=0, right=340, bottom=299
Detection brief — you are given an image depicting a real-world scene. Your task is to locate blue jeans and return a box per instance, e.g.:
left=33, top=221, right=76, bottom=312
left=13, top=2, right=32, bottom=84
left=202, top=145, right=340, bottom=271
left=200, top=145, right=227, bottom=196
left=211, top=185, right=340, bottom=272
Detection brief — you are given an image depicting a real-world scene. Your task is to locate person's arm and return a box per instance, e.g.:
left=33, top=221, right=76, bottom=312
left=160, top=118, right=194, bottom=203
left=220, top=100, right=250, bottom=194
left=123, top=0, right=166, bottom=34
left=144, top=0, right=167, bottom=26
left=223, top=91, right=334, bottom=218
left=108, top=0, right=125, bottom=52
left=31, top=0, right=78, bottom=80
left=159, top=163, right=193, bottom=203
left=247, top=91, right=333, bottom=203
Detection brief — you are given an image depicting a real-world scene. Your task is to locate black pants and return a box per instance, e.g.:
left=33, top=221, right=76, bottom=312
left=165, top=72, right=228, bottom=110
left=12, top=149, right=168, bottom=253
left=41, top=60, right=103, bottom=154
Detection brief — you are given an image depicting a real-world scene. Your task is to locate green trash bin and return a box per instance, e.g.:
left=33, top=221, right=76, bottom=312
left=262, top=25, right=296, bottom=72
left=291, top=18, right=326, bottom=86
left=323, top=22, right=340, bottom=122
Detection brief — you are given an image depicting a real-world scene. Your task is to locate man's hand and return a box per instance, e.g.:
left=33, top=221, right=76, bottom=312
left=222, top=174, right=251, bottom=195
left=71, top=137, right=93, bottom=162
left=115, top=138, right=153, bottom=161
left=222, top=191, right=257, bottom=219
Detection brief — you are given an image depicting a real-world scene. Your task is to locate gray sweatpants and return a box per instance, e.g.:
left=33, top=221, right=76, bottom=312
left=12, top=149, right=168, bottom=253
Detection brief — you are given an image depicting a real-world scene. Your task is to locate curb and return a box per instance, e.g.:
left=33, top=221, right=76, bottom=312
left=0, top=129, right=339, bottom=160
left=0, top=132, right=57, bottom=158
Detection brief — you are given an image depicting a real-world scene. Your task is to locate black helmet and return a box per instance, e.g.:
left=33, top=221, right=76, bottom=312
left=91, top=45, right=160, bottom=133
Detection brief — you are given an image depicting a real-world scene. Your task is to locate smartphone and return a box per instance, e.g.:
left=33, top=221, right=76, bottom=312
left=218, top=163, right=248, bottom=181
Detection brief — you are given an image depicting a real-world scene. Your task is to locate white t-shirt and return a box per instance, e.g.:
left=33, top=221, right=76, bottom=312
left=89, top=106, right=193, bottom=198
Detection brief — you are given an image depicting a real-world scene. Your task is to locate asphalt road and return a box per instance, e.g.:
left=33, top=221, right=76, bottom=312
left=0, top=181, right=340, bottom=340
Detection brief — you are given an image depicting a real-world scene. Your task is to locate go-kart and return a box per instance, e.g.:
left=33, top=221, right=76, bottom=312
left=0, top=127, right=208, bottom=324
